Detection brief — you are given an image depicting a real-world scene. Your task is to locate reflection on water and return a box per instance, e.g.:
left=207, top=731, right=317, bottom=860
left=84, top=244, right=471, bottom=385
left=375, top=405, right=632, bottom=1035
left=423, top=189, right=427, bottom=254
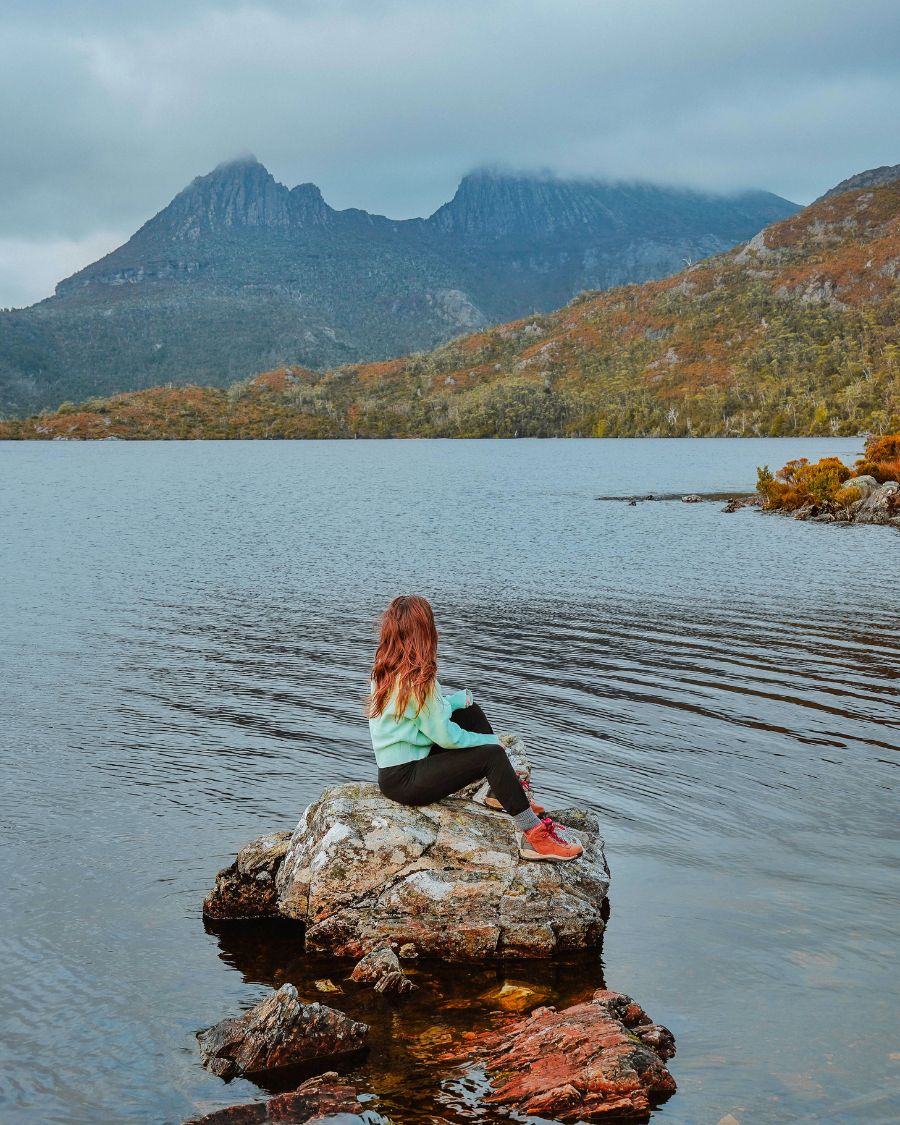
left=0, top=437, right=898, bottom=1125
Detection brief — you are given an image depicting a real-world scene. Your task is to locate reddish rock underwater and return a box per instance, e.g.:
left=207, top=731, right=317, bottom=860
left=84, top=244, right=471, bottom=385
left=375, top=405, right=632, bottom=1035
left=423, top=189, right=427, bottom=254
left=448, top=988, right=676, bottom=1121
left=185, top=1072, right=364, bottom=1123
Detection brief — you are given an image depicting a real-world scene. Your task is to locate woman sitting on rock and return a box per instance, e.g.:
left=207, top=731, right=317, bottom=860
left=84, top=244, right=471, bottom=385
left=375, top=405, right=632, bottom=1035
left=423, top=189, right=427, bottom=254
left=368, top=594, right=582, bottom=862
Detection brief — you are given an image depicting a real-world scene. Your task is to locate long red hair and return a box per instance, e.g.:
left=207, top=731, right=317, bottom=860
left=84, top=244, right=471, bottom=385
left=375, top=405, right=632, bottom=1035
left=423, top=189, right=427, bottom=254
left=368, top=595, right=438, bottom=718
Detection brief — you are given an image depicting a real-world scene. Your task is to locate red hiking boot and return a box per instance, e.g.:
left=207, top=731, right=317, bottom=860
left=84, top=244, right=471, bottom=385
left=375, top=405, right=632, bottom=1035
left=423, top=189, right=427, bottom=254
left=519, top=817, right=583, bottom=862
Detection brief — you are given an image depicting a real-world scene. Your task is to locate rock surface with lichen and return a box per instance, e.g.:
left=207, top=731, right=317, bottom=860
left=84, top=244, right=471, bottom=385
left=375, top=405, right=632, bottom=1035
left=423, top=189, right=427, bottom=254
left=203, top=832, right=293, bottom=920
left=204, top=735, right=609, bottom=960
left=273, top=784, right=608, bottom=960
left=197, top=984, right=368, bottom=1079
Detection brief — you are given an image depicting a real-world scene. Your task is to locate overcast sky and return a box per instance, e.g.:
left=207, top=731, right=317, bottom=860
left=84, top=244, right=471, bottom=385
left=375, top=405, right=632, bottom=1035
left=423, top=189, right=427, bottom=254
left=1, top=0, right=898, bottom=307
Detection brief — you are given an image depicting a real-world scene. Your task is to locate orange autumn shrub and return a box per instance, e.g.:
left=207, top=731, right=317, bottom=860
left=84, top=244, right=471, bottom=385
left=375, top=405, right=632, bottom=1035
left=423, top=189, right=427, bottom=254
left=833, top=483, right=863, bottom=507
left=758, top=433, right=900, bottom=512
left=855, top=433, right=900, bottom=482
left=757, top=456, right=853, bottom=511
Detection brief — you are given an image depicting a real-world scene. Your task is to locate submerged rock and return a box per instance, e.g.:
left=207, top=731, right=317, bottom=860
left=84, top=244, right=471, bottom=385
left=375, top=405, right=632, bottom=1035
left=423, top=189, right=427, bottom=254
left=197, top=984, right=368, bottom=1079
left=479, top=979, right=551, bottom=1012
left=350, top=946, right=418, bottom=995
left=374, top=970, right=417, bottom=996
left=449, top=988, right=675, bottom=1121
left=184, top=1072, right=365, bottom=1124
left=274, top=786, right=608, bottom=960
left=203, top=832, right=292, bottom=920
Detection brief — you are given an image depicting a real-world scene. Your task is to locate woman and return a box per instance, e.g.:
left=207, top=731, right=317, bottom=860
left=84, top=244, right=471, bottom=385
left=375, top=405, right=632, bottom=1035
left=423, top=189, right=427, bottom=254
left=367, top=594, right=582, bottom=862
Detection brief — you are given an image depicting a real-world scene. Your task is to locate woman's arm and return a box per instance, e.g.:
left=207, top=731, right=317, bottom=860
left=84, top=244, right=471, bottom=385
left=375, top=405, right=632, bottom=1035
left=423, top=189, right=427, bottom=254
left=416, top=684, right=500, bottom=750
left=443, top=687, right=472, bottom=711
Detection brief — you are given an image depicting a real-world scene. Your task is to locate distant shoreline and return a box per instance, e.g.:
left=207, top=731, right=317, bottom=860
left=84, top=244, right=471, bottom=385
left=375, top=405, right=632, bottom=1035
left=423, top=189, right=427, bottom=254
left=0, top=430, right=875, bottom=443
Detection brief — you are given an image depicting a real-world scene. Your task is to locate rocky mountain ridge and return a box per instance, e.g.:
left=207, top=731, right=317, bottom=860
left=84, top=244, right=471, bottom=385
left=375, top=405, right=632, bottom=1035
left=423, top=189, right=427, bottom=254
left=817, top=163, right=900, bottom=201
left=0, top=157, right=798, bottom=416
left=3, top=167, right=894, bottom=440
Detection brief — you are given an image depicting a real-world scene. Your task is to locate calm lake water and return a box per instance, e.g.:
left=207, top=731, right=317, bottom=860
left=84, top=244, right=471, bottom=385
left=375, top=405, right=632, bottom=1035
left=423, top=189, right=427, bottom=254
left=1, top=437, right=897, bottom=1125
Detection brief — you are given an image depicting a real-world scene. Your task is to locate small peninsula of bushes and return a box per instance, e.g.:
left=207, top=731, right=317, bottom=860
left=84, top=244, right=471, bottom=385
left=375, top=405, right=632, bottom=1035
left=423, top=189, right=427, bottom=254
left=756, top=433, right=900, bottom=524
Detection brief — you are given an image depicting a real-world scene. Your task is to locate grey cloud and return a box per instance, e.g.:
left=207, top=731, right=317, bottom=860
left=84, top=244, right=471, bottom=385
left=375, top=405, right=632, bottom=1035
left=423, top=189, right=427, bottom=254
left=1, top=0, right=899, bottom=306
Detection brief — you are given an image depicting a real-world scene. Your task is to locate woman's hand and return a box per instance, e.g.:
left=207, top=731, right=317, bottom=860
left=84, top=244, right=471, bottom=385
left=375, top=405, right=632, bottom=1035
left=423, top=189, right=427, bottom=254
left=465, top=688, right=474, bottom=707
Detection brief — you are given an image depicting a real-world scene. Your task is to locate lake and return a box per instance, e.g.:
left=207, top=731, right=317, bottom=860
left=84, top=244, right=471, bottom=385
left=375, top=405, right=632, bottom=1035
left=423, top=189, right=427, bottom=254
left=1, top=437, right=897, bottom=1125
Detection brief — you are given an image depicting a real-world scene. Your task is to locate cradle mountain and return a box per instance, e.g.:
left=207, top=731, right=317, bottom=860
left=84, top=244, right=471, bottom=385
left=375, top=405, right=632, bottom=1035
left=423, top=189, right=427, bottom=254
left=0, top=157, right=799, bottom=416
left=4, top=166, right=896, bottom=441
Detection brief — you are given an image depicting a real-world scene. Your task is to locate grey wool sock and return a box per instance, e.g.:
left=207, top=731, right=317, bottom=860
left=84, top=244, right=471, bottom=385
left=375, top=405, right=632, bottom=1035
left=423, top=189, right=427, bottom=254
left=513, top=807, right=542, bottom=832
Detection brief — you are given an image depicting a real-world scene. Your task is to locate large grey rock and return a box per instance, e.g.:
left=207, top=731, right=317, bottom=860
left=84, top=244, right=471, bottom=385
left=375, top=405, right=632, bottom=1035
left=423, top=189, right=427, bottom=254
left=854, top=480, right=900, bottom=524
left=197, top=984, right=368, bottom=1079
left=203, top=734, right=609, bottom=960
left=273, top=775, right=609, bottom=961
left=841, top=474, right=880, bottom=499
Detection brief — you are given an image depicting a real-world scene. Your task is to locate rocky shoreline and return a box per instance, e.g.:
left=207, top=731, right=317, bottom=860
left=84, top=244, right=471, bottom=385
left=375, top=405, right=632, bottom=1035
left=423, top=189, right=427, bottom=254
left=599, top=475, right=900, bottom=527
left=185, top=738, right=677, bottom=1123
left=757, top=476, right=899, bottom=527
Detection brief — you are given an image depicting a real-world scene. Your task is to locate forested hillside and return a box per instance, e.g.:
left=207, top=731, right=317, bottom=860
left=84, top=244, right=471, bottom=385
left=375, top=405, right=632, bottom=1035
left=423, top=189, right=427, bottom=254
left=2, top=178, right=896, bottom=440
left=0, top=159, right=797, bottom=417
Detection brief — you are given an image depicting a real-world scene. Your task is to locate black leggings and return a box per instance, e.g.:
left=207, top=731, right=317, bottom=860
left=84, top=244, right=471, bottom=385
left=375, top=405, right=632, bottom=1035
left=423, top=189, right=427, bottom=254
left=377, top=702, right=530, bottom=817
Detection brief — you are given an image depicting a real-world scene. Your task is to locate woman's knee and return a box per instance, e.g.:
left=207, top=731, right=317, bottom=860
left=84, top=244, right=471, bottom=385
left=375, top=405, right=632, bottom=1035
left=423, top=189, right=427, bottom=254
left=483, top=743, right=508, bottom=766
left=452, top=702, right=494, bottom=736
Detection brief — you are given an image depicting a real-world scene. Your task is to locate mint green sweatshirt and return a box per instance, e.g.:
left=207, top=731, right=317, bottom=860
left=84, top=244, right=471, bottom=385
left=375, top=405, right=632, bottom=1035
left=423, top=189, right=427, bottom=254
left=368, top=679, right=501, bottom=768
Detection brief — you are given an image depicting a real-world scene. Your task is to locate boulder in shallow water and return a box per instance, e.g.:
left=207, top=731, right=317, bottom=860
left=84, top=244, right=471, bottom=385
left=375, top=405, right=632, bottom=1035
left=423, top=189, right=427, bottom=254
left=203, top=832, right=292, bottom=920
left=854, top=479, right=899, bottom=524
left=350, top=946, right=417, bottom=995
left=197, top=984, right=368, bottom=1079
left=350, top=945, right=401, bottom=983
left=274, top=784, right=608, bottom=960
left=184, top=1071, right=365, bottom=1124
left=448, top=988, right=675, bottom=1121
left=374, top=969, right=417, bottom=996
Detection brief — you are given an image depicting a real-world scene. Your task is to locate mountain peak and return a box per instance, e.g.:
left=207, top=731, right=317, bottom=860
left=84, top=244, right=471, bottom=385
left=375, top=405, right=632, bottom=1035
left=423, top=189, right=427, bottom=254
left=428, top=169, right=604, bottom=237
left=162, top=157, right=285, bottom=233
left=210, top=152, right=263, bottom=174
left=817, top=164, right=900, bottom=202
left=429, top=168, right=798, bottom=240
left=157, top=158, right=334, bottom=235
